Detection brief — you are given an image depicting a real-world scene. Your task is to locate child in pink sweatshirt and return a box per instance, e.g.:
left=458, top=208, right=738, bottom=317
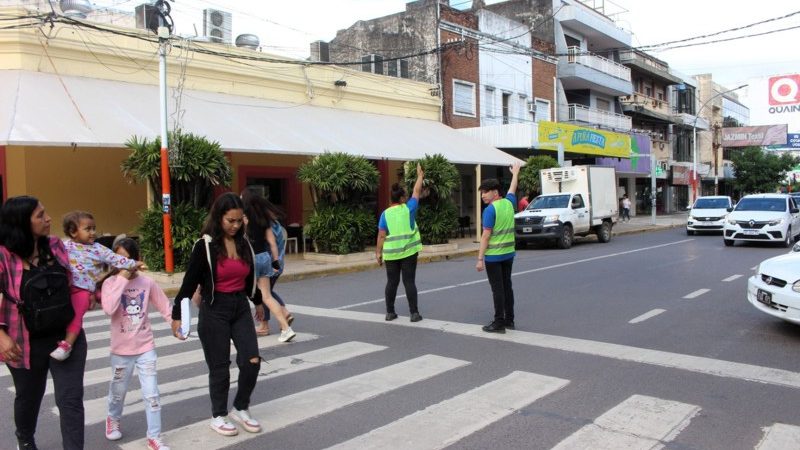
left=100, top=237, right=173, bottom=450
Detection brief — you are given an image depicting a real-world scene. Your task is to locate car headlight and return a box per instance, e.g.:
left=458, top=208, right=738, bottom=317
left=768, top=218, right=784, bottom=226
left=727, top=218, right=737, bottom=225
left=793, top=280, right=800, bottom=293
left=543, top=215, right=560, bottom=224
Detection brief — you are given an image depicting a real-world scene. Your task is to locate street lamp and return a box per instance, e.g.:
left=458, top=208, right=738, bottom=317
left=691, top=83, right=748, bottom=202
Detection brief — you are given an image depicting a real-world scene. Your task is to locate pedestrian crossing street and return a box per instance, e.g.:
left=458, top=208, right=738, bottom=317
left=5, top=308, right=800, bottom=449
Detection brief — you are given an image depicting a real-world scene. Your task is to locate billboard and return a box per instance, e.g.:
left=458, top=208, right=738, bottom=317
left=789, top=133, right=800, bottom=149
left=596, top=134, right=651, bottom=173
left=537, top=121, right=631, bottom=158
left=745, top=74, right=800, bottom=133
left=721, top=124, right=788, bottom=147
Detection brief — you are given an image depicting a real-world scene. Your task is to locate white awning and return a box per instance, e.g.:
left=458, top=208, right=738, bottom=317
left=0, top=70, right=520, bottom=166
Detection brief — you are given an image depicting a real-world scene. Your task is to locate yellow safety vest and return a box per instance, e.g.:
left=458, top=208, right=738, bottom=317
left=486, top=198, right=515, bottom=256
left=382, top=204, right=422, bottom=261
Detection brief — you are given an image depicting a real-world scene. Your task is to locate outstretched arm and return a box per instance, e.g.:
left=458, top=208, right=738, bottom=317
left=412, top=163, right=424, bottom=200
left=508, top=162, right=521, bottom=197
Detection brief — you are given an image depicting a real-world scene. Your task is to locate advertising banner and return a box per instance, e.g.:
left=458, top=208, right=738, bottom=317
left=670, top=165, right=691, bottom=185
left=596, top=134, right=651, bottom=173
left=537, top=121, right=631, bottom=158
left=721, top=124, right=788, bottom=147
left=744, top=74, right=800, bottom=134
left=788, top=133, right=800, bottom=149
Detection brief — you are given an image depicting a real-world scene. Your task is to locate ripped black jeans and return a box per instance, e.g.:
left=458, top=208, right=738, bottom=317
left=199, top=292, right=262, bottom=417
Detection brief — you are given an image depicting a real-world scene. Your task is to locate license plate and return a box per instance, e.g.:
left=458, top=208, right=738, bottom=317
left=742, top=230, right=759, bottom=235
left=757, top=289, right=772, bottom=305
left=522, top=227, right=532, bottom=233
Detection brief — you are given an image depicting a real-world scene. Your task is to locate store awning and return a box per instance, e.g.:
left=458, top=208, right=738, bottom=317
left=0, top=70, right=520, bottom=166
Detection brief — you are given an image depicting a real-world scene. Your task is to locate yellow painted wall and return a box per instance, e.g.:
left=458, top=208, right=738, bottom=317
left=5, top=146, right=146, bottom=237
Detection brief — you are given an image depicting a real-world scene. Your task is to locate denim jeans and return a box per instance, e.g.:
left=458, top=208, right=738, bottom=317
left=199, top=291, right=261, bottom=417
left=384, top=253, right=419, bottom=314
left=8, top=330, right=86, bottom=450
left=107, top=349, right=162, bottom=438
left=485, top=258, right=515, bottom=323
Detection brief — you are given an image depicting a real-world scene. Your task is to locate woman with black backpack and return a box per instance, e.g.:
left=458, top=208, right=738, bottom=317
left=0, top=196, right=86, bottom=450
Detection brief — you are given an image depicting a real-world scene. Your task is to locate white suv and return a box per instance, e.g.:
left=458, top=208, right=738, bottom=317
left=723, top=194, right=800, bottom=247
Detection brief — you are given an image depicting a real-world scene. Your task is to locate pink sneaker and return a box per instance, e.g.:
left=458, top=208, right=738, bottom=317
left=147, top=436, right=171, bottom=450
left=50, top=340, right=72, bottom=361
left=105, top=416, right=122, bottom=441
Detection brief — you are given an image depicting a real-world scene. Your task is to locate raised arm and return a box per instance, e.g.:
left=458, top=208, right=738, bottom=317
left=412, top=163, right=424, bottom=200
left=508, top=162, right=521, bottom=198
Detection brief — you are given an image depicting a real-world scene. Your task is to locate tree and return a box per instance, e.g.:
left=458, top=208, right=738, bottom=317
left=518, top=155, right=559, bottom=197
left=298, top=152, right=379, bottom=254
left=403, top=154, right=459, bottom=245
left=121, top=131, right=233, bottom=271
left=731, top=147, right=798, bottom=196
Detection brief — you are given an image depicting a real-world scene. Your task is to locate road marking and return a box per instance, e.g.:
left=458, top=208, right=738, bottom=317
left=551, top=394, right=699, bottom=449
left=290, top=305, right=800, bottom=390
left=120, top=354, right=470, bottom=449
left=683, top=289, right=710, bottom=299
left=752, top=265, right=758, bottom=271
left=756, top=423, right=800, bottom=449
left=628, top=309, right=666, bottom=324
left=338, top=239, right=693, bottom=310
left=1, top=332, right=320, bottom=380
left=82, top=317, right=197, bottom=343
left=77, top=341, right=387, bottom=424
left=723, top=274, right=743, bottom=282
left=326, top=371, right=568, bottom=450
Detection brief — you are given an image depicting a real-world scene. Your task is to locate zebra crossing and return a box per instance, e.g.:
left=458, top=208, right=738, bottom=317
left=5, top=308, right=800, bottom=449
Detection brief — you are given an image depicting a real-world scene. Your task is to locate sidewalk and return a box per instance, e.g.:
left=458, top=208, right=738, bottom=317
left=151, top=212, right=688, bottom=297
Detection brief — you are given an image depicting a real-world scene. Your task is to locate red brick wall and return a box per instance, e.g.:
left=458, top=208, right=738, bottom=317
left=440, top=8, right=480, bottom=129
left=532, top=59, right=557, bottom=118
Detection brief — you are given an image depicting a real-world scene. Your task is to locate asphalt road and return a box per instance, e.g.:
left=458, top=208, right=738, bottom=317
left=3, top=228, right=800, bottom=449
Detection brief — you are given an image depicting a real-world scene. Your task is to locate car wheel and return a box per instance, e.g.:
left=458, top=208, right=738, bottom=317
left=596, top=222, right=612, bottom=243
left=785, top=227, right=793, bottom=248
left=557, top=224, right=573, bottom=249
left=686, top=229, right=694, bottom=236
left=724, top=238, right=734, bottom=247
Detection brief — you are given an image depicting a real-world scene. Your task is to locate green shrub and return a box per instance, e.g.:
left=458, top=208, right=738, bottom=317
left=305, top=203, right=376, bottom=254
left=403, top=154, right=459, bottom=244
left=518, top=155, right=559, bottom=196
left=138, top=203, right=207, bottom=272
left=415, top=200, right=458, bottom=245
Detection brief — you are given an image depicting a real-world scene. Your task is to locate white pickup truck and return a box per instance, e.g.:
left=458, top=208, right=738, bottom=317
left=514, top=165, right=618, bottom=249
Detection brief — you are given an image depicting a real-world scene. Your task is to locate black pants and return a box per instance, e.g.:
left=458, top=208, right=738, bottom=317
left=198, top=292, right=261, bottom=417
left=384, top=253, right=419, bottom=314
left=8, top=330, right=86, bottom=450
left=485, top=258, right=515, bottom=323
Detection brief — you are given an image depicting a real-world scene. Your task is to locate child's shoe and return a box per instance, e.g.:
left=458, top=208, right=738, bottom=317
left=278, top=327, right=296, bottom=343
left=105, top=416, right=122, bottom=440
left=147, top=436, right=170, bottom=450
left=49, top=341, right=72, bottom=361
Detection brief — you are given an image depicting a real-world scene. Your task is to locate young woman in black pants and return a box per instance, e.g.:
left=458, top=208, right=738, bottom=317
left=171, top=193, right=265, bottom=436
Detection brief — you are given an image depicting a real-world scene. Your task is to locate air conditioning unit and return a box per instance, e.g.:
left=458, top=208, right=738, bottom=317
left=203, top=9, right=232, bottom=44
left=545, top=169, right=577, bottom=183
left=528, top=101, right=536, bottom=113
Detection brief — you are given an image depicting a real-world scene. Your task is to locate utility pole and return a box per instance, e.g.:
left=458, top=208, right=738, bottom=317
left=156, top=0, right=174, bottom=273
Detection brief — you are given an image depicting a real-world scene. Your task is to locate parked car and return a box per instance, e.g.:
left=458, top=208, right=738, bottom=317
left=686, top=195, right=733, bottom=235
left=747, top=248, right=800, bottom=324
left=723, top=194, right=800, bottom=247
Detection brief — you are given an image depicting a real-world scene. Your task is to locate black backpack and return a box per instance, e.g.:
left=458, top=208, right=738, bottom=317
left=11, top=263, right=74, bottom=336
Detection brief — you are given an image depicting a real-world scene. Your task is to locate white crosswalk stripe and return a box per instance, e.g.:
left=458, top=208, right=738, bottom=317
left=120, top=354, right=471, bottom=449
left=326, top=371, right=569, bottom=450
left=551, top=394, right=700, bottom=449
left=76, top=341, right=387, bottom=424
left=756, top=423, right=800, bottom=449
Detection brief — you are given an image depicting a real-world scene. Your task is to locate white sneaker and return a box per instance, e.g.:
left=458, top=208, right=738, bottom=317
left=229, top=408, right=261, bottom=433
left=50, top=340, right=72, bottom=361
left=209, top=416, right=238, bottom=436
left=147, top=436, right=171, bottom=450
left=278, top=327, right=296, bottom=343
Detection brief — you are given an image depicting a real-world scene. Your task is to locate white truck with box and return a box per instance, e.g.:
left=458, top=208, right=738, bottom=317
left=514, top=165, right=618, bottom=249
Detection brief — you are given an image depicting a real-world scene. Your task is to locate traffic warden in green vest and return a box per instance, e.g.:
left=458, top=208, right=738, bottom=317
left=476, top=162, right=520, bottom=333
left=375, top=163, right=424, bottom=322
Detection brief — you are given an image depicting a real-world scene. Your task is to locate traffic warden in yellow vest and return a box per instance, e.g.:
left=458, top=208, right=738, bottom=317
left=375, top=164, right=424, bottom=322
left=476, top=162, right=520, bottom=333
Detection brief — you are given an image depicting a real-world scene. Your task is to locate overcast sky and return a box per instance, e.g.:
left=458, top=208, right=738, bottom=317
left=99, top=1, right=799, bottom=92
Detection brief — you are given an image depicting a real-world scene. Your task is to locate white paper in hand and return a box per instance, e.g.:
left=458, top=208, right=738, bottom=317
left=180, top=298, right=191, bottom=338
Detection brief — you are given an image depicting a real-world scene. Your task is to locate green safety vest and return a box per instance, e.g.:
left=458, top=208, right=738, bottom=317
left=382, top=204, right=422, bottom=261
left=486, top=198, right=515, bottom=256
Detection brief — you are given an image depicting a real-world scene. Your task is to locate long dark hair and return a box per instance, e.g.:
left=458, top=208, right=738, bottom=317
left=0, top=195, right=54, bottom=263
left=240, top=187, right=286, bottom=233
left=201, top=192, right=252, bottom=264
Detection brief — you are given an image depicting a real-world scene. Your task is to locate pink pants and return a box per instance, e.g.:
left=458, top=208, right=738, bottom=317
left=66, top=286, right=91, bottom=336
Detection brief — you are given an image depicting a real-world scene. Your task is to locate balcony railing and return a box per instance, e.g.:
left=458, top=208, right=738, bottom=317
left=619, top=93, right=671, bottom=116
left=619, top=50, right=669, bottom=73
left=563, top=46, right=631, bottom=81
left=565, top=103, right=632, bottom=131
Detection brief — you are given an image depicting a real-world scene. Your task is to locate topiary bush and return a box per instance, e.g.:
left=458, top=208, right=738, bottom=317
left=304, top=203, right=376, bottom=254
